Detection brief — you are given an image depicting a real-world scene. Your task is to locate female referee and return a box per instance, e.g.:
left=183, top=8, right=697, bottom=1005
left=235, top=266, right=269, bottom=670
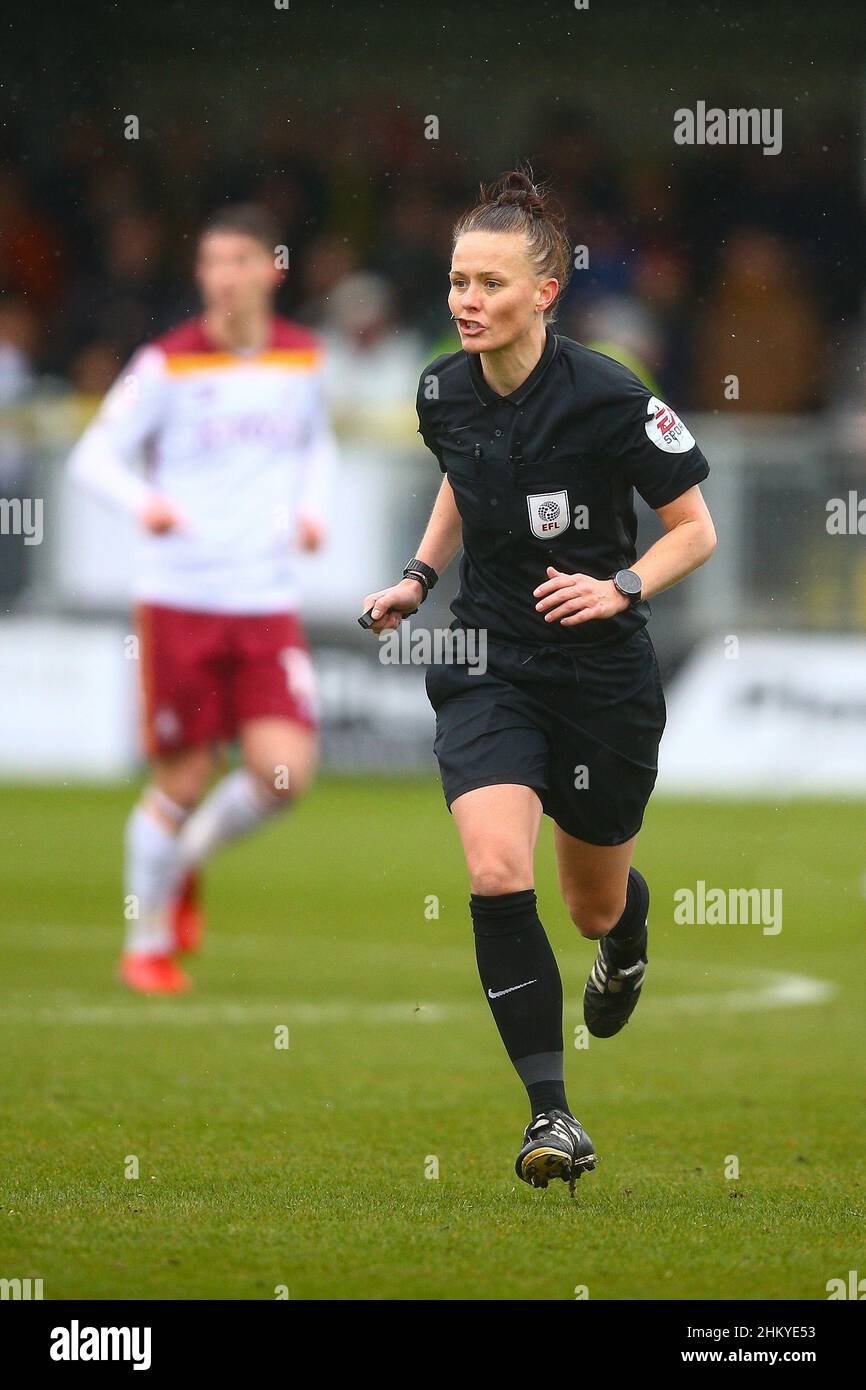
left=361, top=169, right=716, bottom=1191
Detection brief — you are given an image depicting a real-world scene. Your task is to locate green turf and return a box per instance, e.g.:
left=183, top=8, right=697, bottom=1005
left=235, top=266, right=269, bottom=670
left=1, top=779, right=864, bottom=1300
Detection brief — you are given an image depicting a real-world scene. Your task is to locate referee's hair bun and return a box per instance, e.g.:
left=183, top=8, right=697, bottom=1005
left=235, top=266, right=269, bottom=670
left=482, top=168, right=548, bottom=220
left=452, top=163, right=572, bottom=323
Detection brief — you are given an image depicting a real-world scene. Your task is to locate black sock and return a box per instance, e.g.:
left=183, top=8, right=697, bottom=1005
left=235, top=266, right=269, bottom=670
left=470, top=889, right=570, bottom=1119
left=604, top=866, right=649, bottom=966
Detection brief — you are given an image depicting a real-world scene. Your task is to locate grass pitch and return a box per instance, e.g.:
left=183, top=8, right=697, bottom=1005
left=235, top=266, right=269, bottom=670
left=1, top=778, right=864, bottom=1300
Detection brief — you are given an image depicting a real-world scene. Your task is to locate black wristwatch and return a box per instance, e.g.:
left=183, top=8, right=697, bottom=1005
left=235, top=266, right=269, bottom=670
left=402, top=558, right=439, bottom=602
left=612, top=568, right=643, bottom=606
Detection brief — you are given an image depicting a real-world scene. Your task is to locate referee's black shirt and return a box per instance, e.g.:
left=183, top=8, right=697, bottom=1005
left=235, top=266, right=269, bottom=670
left=416, top=326, right=710, bottom=649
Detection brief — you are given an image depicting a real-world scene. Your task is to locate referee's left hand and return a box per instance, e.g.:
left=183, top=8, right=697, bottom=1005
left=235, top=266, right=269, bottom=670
left=533, top=567, right=629, bottom=626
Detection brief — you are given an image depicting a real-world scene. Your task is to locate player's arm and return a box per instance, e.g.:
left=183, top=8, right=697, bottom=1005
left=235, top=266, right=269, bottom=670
left=361, top=475, right=463, bottom=633
left=67, top=346, right=186, bottom=534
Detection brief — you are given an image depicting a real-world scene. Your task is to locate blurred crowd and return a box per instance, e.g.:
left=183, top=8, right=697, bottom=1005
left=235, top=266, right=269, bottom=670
left=0, top=101, right=862, bottom=415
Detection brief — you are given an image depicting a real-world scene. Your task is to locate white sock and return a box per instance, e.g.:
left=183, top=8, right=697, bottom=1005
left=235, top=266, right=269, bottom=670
left=123, top=791, right=188, bottom=956
left=177, top=768, right=289, bottom=871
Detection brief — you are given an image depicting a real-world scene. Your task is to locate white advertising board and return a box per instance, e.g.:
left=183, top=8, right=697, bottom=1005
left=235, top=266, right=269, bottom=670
left=658, top=634, right=866, bottom=795
left=0, top=618, right=138, bottom=779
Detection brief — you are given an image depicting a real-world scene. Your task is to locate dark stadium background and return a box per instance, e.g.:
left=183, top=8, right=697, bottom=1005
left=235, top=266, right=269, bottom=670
left=3, top=1, right=861, bottom=390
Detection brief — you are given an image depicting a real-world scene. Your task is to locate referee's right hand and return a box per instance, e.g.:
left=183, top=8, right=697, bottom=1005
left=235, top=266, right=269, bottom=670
left=361, top=578, right=425, bottom=633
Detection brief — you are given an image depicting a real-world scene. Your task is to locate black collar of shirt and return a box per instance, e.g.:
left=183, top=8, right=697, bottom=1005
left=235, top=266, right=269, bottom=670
left=467, top=324, right=560, bottom=407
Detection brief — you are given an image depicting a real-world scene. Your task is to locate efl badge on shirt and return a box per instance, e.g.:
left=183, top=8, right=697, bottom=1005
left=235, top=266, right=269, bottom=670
left=526, top=490, right=571, bottom=539
left=644, top=396, right=696, bottom=453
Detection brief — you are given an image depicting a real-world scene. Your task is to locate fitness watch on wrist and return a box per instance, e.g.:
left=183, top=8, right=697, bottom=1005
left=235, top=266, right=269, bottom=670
left=612, top=568, right=643, bottom=606
left=402, top=558, right=439, bottom=603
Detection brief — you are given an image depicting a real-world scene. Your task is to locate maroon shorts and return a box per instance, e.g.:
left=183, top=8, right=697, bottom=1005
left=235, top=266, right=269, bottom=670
left=136, top=603, right=318, bottom=757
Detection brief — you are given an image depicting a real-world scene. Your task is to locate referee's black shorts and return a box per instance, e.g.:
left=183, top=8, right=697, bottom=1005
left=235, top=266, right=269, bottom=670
left=424, top=626, right=666, bottom=847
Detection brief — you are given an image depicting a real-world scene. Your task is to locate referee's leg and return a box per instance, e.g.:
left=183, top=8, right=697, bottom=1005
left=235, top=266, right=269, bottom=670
left=554, top=826, right=651, bottom=1036
left=553, top=827, right=637, bottom=940
left=452, top=783, right=574, bottom=1120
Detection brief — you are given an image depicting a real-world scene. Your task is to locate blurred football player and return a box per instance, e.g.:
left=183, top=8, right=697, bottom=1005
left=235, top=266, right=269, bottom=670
left=68, top=204, right=338, bottom=993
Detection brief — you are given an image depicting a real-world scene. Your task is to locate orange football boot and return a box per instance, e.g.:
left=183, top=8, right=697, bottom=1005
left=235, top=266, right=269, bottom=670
left=120, top=953, right=191, bottom=994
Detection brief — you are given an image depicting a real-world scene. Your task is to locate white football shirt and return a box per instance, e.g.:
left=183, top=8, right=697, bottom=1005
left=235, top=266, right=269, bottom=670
left=67, top=316, right=339, bottom=614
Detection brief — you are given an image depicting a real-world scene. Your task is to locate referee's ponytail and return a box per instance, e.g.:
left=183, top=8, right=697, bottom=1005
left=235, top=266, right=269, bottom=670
left=453, top=165, right=572, bottom=323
